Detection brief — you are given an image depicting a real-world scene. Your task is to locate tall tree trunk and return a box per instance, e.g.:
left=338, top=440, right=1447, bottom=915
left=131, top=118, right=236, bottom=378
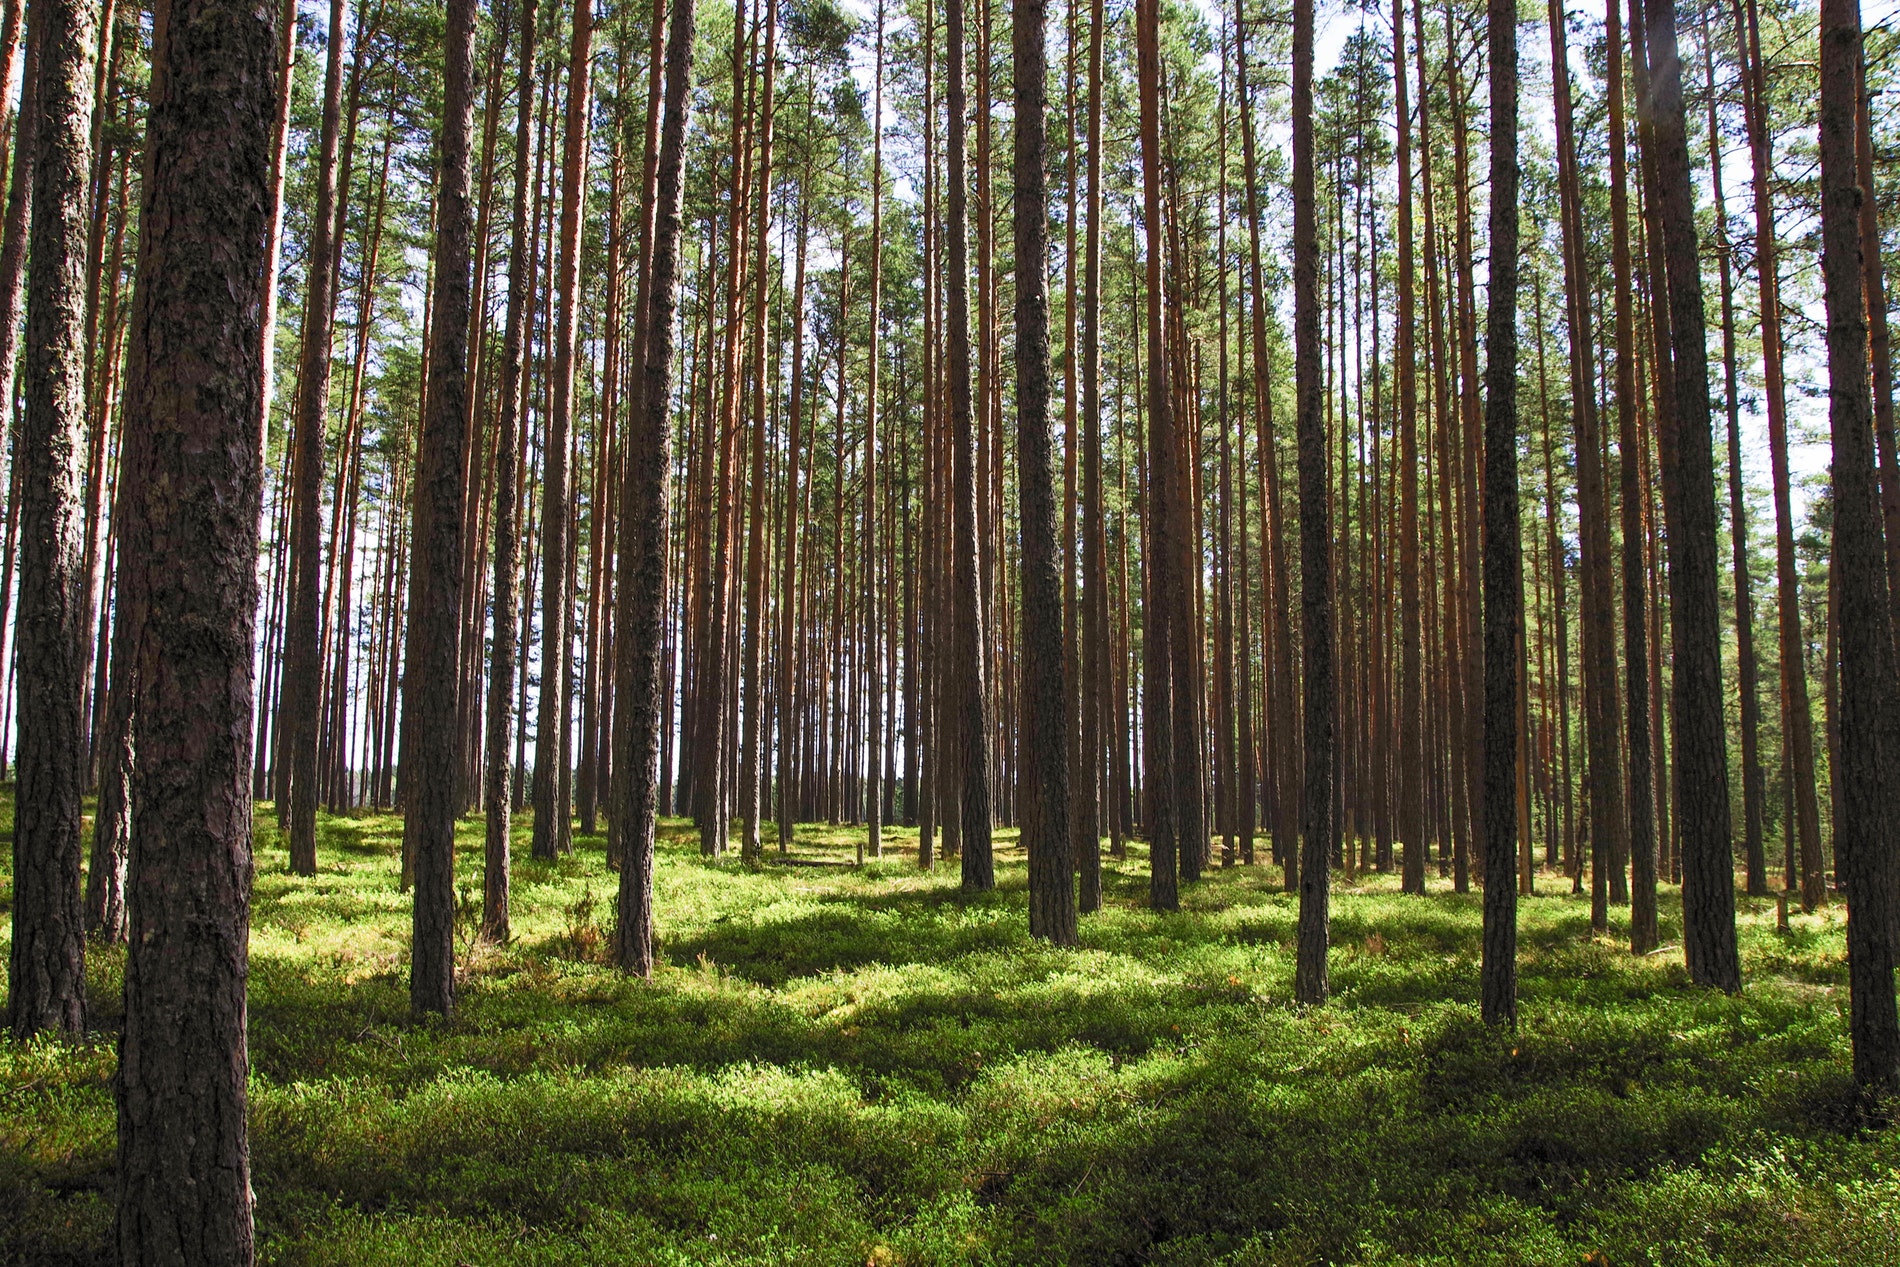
left=8, top=0, right=95, bottom=1039
left=1641, top=0, right=1740, bottom=991
left=1818, top=0, right=1900, bottom=1098
left=113, top=0, right=276, bottom=1254
left=1729, top=0, right=1822, bottom=911
left=280, top=0, right=348, bottom=870
left=1700, top=12, right=1766, bottom=898
left=1480, top=0, right=1520, bottom=1028
left=484, top=0, right=536, bottom=941
left=1135, top=0, right=1177, bottom=912
left=1015, top=0, right=1074, bottom=943
left=947, top=0, right=993, bottom=890
left=615, top=0, right=694, bottom=976
left=1292, top=0, right=1332, bottom=1004
left=401, top=0, right=476, bottom=1018
left=1394, top=0, right=1423, bottom=896
left=739, top=0, right=780, bottom=866
left=1076, top=0, right=1106, bottom=912
left=531, top=0, right=593, bottom=862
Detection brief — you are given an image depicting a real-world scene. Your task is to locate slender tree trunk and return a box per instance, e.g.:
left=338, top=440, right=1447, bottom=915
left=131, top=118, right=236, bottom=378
left=1135, top=0, right=1177, bottom=912
left=8, top=0, right=95, bottom=1039
left=483, top=0, right=536, bottom=941
left=280, top=0, right=348, bottom=872
left=1076, top=0, right=1106, bottom=912
left=947, top=0, right=993, bottom=890
left=1394, top=0, right=1423, bottom=896
left=530, top=0, right=593, bottom=862
left=1292, top=0, right=1331, bottom=1004
left=1480, top=0, right=1520, bottom=1028
left=401, top=0, right=476, bottom=1018
left=1818, top=0, right=1900, bottom=1098
left=112, top=0, right=275, bottom=1255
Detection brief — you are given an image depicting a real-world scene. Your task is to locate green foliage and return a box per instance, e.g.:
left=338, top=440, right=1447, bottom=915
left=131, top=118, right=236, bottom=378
left=2, top=790, right=1896, bottom=1264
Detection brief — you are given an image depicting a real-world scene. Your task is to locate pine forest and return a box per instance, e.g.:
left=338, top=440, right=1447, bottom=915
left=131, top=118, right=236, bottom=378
left=3, top=0, right=1900, bottom=1257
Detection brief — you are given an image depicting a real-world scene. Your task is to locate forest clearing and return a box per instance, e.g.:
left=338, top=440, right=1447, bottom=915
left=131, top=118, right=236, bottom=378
left=5, top=795, right=1899, bottom=1265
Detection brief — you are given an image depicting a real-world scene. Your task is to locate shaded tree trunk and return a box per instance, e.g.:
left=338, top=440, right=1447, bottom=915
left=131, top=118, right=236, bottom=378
left=8, top=0, right=95, bottom=1040
left=1817, top=0, right=1900, bottom=1099
left=401, top=0, right=477, bottom=1018
left=484, top=0, right=537, bottom=941
left=1015, top=0, right=1074, bottom=943
left=112, top=0, right=276, bottom=1255
left=615, top=0, right=695, bottom=977
left=1480, top=0, right=1520, bottom=1028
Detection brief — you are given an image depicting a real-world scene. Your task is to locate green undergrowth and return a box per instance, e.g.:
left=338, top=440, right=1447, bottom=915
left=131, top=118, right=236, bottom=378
left=3, top=786, right=1897, bottom=1265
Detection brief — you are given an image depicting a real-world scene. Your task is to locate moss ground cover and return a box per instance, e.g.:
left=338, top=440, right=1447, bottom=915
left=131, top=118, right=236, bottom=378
left=3, top=789, right=1896, bottom=1265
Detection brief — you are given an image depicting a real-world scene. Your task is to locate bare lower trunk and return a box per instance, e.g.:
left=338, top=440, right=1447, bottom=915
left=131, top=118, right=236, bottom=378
left=113, top=0, right=276, bottom=1253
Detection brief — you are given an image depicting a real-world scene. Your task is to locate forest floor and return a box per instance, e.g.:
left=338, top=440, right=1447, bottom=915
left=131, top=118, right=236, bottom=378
left=3, top=789, right=1899, bottom=1265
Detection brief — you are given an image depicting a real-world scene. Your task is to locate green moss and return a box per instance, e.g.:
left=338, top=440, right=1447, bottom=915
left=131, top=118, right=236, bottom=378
left=2, top=792, right=1894, bottom=1264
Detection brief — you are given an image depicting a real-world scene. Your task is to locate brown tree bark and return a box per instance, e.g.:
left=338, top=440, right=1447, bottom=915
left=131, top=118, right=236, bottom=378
left=530, top=0, right=593, bottom=863
left=1480, top=0, right=1520, bottom=1028
left=1729, top=0, right=1822, bottom=911
left=947, top=0, right=993, bottom=890
left=1015, top=0, right=1074, bottom=943
left=615, top=0, right=694, bottom=976
left=1135, top=0, right=1177, bottom=912
left=1640, top=0, right=1740, bottom=991
left=1817, top=0, right=1900, bottom=1098
left=1076, top=0, right=1106, bottom=911
left=1700, top=12, right=1767, bottom=898
left=1394, top=0, right=1423, bottom=896
left=401, top=0, right=477, bottom=1018
left=483, top=0, right=536, bottom=941
left=1292, top=0, right=1332, bottom=1004
left=8, top=0, right=95, bottom=1039
left=112, top=0, right=276, bottom=1255
left=279, top=0, right=347, bottom=869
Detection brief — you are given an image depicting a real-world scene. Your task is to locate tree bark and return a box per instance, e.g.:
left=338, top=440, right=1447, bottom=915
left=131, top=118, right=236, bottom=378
left=530, top=0, right=593, bottom=863
left=1292, top=0, right=1332, bottom=1004
left=947, top=0, right=993, bottom=891
left=1640, top=0, right=1740, bottom=991
left=112, top=0, right=275, bottom=1255
left=614, top=0, right=694, bottom=976
left=401, top=0, right=476, bottom=1018
left=1480, top=0, right=1520, bottom=1028
left=484, top=0, right=536, bottom=942
left=8, top=0, right=95, bottom=1039
left=1015, top=0, right=1074, bottom=943
left=280, top=0, right=348, bottom=873
left=1817, top=0, right=1900, bottom=1098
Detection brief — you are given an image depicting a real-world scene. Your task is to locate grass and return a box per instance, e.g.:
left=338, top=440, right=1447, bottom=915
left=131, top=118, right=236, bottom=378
left=3, top=787, right=1898, bottom=1265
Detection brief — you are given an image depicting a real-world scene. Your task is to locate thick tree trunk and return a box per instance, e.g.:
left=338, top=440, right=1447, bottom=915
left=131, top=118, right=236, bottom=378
left=401, top=0, right=476, bottom=1018
left=1817, top=0, right=1900, bottom=1098
left=1014, top=0, right=1073, bottom=944
left=615, top=0, right=694, bottom=976
left=8, top=0, right=95, bottom=1039
left=1641, top=0, right=1740, bottom=991
left=112, top=0, right=276, bottom=1255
